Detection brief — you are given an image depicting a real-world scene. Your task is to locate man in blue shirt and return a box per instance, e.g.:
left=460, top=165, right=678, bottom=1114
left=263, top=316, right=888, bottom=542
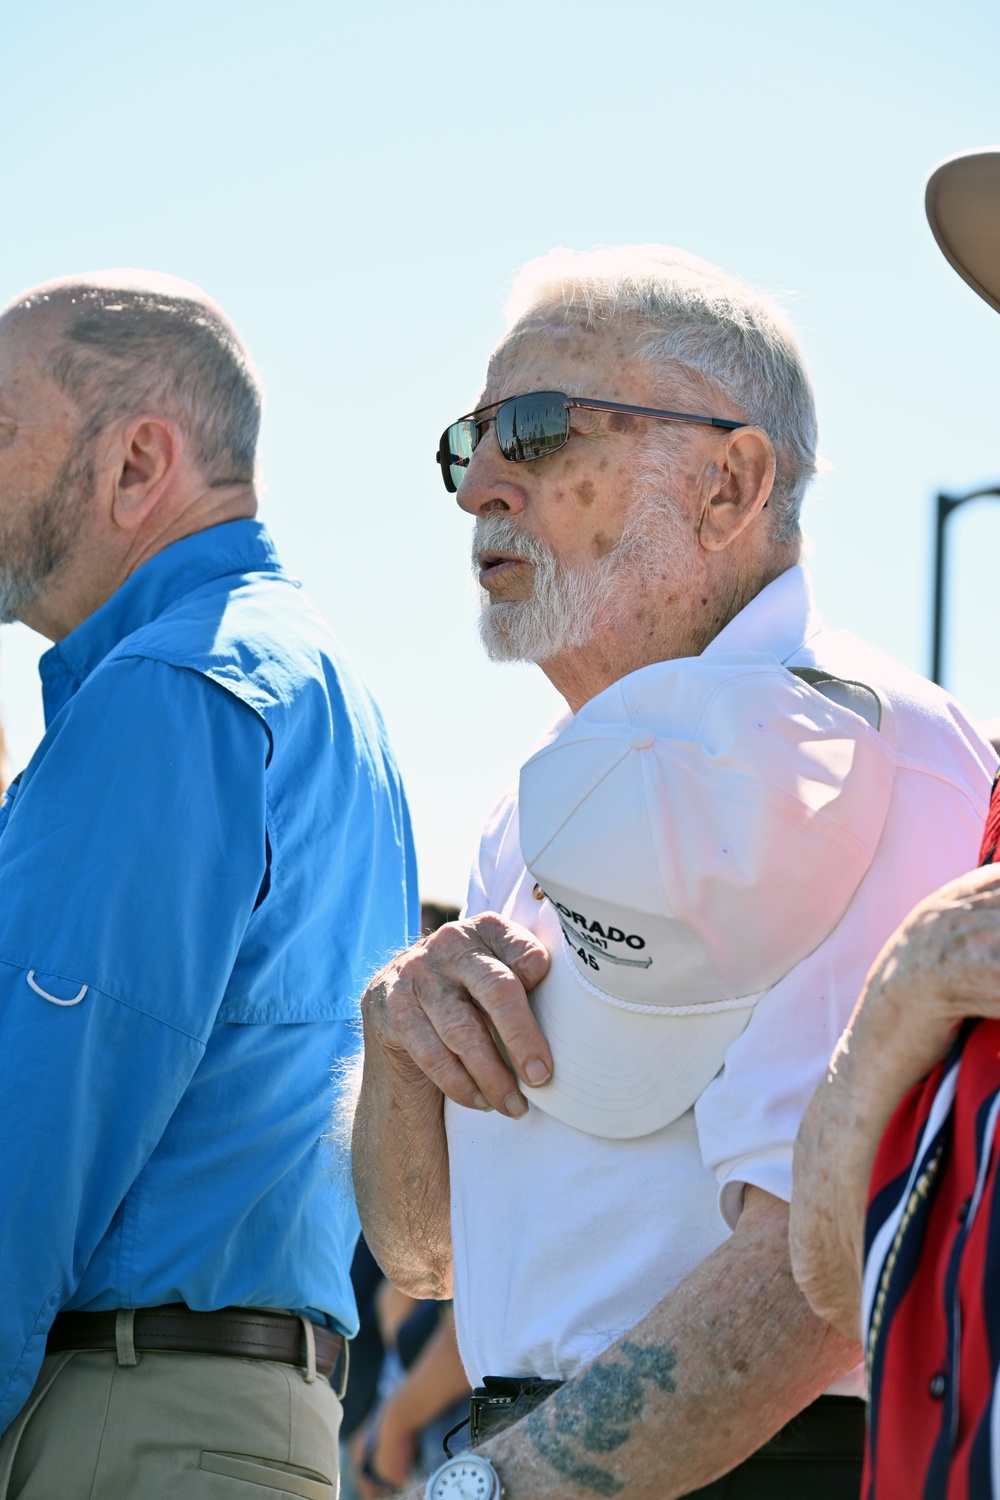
left=0, top=271, right=418, bottom=1497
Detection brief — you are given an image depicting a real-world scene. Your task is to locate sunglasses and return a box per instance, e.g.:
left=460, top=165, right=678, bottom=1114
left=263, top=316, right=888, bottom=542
left=435, top=390, right=747, bottom=494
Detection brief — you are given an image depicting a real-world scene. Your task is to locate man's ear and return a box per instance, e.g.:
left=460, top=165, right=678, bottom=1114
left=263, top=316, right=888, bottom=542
left=698, top=427, right=776, bottom=552
left=110, top=416, right=182, bottom=531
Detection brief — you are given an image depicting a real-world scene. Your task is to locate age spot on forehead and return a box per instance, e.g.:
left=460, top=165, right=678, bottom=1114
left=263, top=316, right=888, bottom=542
left=575, top=479, right=596, bottom=507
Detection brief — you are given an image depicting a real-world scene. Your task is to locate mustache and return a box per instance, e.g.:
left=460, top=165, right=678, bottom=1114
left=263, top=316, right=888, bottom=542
left=471, top=514, right=552, bottom=569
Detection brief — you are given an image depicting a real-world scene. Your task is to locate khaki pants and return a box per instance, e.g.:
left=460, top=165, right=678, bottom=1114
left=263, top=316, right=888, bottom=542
left=0, top=1344, right=342, bottom=1499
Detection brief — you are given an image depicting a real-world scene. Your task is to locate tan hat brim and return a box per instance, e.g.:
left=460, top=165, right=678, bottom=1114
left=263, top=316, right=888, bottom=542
left=926, top=149, right=1000, bottom=314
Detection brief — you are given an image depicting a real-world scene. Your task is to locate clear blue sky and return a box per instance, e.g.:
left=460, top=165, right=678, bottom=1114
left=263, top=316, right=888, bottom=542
left=1, top=0, right=998, bottom=899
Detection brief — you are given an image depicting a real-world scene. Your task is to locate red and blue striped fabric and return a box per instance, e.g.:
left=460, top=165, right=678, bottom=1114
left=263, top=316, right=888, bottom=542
left=862, top=770, right=1000, bottom=1498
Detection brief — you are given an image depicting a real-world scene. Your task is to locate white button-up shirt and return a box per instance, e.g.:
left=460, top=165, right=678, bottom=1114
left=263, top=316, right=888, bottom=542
left=445, top=565, right=996, bottom=1393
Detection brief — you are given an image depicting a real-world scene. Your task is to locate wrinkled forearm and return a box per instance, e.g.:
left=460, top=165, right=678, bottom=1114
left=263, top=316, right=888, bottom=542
left=352, top=1003, right=453, bottom=1298
left=351, top=913, right=553, bottom=1297
left=789, top=1061, right=886, bottom=1340
left=791, top=953, right=965, bottom=1337
left=789, top=1022, right=911, bottom=1337
left=406, top=1190, right=858, bottom=1500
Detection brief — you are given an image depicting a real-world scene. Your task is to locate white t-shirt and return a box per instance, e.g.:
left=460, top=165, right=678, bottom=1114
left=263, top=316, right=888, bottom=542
left=445, top=566, right=997, bottom=1393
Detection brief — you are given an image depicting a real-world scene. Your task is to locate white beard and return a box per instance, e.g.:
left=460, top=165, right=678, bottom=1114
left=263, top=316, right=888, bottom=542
left=473, top=485, right=688, bottom=665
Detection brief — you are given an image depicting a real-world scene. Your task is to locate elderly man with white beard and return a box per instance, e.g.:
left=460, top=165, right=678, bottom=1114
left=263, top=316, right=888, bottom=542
left=353, top=246, right=995, bottom=1500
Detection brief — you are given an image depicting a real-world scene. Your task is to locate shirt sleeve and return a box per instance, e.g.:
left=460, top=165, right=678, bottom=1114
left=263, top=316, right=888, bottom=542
left=694, top=767, right=990, bottom=1229
left=461, top=783, right=517, bottom=919
left=0, top=655, right=268, bottom=1426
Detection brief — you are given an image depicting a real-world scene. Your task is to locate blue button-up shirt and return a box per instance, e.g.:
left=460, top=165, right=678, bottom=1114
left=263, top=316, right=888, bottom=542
left=0, top=519, right=418, bottom=1430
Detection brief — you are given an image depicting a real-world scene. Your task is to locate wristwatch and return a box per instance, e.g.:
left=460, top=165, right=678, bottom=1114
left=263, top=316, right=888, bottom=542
left=423, top=1452, right=504, bottom=1499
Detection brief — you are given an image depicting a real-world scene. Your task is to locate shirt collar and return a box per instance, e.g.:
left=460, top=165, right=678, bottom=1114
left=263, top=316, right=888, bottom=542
left=702, top=563, right=825, bottom=664
left=39, top=519, right=285, bottom=725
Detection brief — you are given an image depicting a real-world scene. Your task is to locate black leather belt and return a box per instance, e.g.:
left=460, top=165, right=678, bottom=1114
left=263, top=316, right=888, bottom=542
left=46, top=1304, right=344, bottom=1382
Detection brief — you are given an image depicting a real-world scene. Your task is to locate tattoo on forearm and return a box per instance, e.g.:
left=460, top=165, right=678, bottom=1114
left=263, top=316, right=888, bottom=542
left=524, top=1341, right=677, bottom=1496
left=524, top=1424, right=623, bottom=1498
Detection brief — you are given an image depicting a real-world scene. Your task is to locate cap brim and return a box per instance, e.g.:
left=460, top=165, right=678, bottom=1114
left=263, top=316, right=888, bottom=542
left=926, top=149, right=1000, bottom=313
left=525, top=942, right=756, bottom=1139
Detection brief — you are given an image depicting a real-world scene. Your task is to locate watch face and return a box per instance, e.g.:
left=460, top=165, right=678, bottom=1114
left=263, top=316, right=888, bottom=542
left=426, top=1454, right=501, bottom=1500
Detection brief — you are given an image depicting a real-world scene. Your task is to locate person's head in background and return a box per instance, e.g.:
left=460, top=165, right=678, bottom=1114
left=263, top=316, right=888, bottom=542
left=420, top=901, right=460, bottom=938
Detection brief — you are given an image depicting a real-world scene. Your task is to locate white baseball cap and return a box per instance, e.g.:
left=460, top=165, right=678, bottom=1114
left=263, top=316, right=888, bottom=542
left=518, top=652, right=897, bottom=1139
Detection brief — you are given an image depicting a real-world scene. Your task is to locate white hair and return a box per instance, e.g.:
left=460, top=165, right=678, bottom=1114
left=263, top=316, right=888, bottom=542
left=503, top=245, right=817, bottom=545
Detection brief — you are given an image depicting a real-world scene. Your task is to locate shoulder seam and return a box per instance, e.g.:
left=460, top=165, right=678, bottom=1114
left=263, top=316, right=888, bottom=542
left=98, top=652, right=275, bottom=759
left=893, top=756, right=994, bottom=814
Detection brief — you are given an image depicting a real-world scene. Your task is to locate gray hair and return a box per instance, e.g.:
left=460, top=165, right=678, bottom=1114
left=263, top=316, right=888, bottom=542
left=24, top=282, right=262, bottom=486
left=503, top=246, right=818, bottom=544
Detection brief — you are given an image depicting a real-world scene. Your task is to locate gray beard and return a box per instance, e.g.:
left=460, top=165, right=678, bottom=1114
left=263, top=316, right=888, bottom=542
left=0, top=447, right=94, bottom=624
left=473, top=485, right=687, bottom=665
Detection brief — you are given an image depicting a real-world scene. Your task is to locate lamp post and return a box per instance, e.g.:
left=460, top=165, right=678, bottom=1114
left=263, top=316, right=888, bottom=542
left=931, top=485, right=1000, bottom=686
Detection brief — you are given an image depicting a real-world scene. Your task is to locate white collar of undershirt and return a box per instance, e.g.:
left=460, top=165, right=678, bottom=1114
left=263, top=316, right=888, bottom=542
left=538, top=564, right=824, bottom=744
left=702, top=563, right=824, bottom=664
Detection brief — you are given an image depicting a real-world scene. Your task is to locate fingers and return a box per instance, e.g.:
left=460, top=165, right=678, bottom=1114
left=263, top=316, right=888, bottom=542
left=874, top=865, right=1000, bottom=1017
left=388, top=986, right=522, bottom=1114
left=363, top=914, right=553, bottom=1117
left=435, top=913, right=553, bottom=1076
left=465, top=909, right=552, bottom=990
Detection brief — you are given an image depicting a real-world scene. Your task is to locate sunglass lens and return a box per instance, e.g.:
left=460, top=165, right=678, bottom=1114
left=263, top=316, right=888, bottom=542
left=496, top=393, right=569, bottom=462
left=438, top=419, right=478, bottom=493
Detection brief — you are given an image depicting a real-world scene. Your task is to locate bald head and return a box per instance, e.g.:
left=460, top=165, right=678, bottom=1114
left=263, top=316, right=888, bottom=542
left=3, top=271, right=262, bottom=488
